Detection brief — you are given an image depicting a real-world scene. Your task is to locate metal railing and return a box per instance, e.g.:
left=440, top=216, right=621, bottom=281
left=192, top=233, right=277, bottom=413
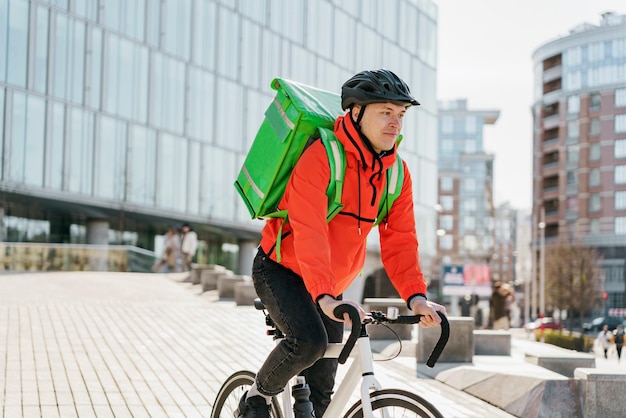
left=0, top=243, right=158, bottom=273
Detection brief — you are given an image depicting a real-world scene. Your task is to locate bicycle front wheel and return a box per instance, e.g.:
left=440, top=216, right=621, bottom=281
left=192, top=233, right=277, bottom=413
left=210, top=370, right=283, bottom=418
left=343, top=388, right=443, bottom=418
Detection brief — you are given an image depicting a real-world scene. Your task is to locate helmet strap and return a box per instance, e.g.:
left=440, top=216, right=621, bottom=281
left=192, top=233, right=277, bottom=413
left=355, top=104, right=366, bottom=125
left=349, top=105, right=382, bottom=158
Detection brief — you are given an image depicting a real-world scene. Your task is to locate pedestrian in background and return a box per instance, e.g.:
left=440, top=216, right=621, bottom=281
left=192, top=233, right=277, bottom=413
left=613, top=324, right=624, bottom=361
left=180, top=223, right=198, bottom=272
left=152, top=226, right=180, bottom=273
left=597, top=324, right=612, bottom=359
left=490, top=281, right=513, bottom=330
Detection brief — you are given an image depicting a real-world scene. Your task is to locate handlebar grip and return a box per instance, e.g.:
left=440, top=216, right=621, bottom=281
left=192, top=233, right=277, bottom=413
left=389, top=315, right=423, bottom=325
left=333, top=304, right=361, bottom=364
left=426, top=312, right=450, bottom=368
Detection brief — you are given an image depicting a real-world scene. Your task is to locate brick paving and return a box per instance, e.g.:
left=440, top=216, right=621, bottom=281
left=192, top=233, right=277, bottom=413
left=0, top=271, right=515, bottom=418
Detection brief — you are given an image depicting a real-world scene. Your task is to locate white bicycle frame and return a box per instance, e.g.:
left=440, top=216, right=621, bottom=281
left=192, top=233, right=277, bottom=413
left=278, top=333, right=384, bottom=418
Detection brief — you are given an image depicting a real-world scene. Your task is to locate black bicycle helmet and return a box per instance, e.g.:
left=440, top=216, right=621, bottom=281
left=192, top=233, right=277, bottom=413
left=341, top=69, right=420, bottom=110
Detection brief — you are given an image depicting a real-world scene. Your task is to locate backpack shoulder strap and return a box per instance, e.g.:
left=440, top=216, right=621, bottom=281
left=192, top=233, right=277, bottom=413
left=374, top=154, right=404, bottom=226
left=319, top=128, right=346, bottom=222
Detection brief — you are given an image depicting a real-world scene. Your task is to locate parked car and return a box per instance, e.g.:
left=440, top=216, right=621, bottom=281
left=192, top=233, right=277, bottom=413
left=582, top=316, right=625, bottom=333
left=524, top=317, right=564, bottom=331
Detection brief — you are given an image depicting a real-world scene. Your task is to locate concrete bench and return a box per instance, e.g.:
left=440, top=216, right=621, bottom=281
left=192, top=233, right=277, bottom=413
left=363, top=298, right=411, bottom=340
left=417, top=316, right=473, bottom=363
left=473, top=330, right=511, bottom=356
left=525, top=351, right=595, bottom=377
left=217, top=274, right=247, bottom=299
left=201, top=268, right=231, bottom=292
left=576, top=368, right=626, bottom=417
left=190, top=264, right=225, bottom=285
left=234, top=280, right=257, bottom=306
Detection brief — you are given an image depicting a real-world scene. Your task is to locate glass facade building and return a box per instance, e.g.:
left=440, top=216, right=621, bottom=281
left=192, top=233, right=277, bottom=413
left=0, top=0, right=439, bottom=276
left=532, top=12, right=626, bottom=312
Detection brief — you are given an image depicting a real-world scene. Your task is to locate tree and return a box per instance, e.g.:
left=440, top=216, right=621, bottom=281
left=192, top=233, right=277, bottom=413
left=544, top=241, right=602, bottom=331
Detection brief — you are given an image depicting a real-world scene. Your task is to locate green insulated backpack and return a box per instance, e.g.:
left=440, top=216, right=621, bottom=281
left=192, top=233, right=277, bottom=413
left=234, top=78, right=405, bottom=235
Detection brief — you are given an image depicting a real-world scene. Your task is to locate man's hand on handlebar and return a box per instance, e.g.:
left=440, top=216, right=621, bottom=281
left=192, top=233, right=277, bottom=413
left=317, top=295, right=366, bottom=327
left=411, top=298, right=447, bottom=328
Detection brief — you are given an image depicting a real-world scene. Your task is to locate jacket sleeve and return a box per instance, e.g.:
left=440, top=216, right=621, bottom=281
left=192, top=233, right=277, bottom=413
left=379, top=162, right=428, bottom=302
left=283, top=141, right=337, bottom=300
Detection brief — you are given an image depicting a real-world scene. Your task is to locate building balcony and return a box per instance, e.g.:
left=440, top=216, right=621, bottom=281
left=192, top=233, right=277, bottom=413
left=543, top=114, right=560, bottom=130
left=542, top=65, right=562, bottom=83
left=541, top=137, right=559, bottom=150
left=541, top=185, right=559, bottom=196
left=542, top=90, right=561, bottom=105
left=541, top=161, right=559, bottom=175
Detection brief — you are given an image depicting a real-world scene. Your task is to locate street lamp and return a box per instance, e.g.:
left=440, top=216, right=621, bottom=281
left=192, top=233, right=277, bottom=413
left=538, top=206, right=546, bottom=317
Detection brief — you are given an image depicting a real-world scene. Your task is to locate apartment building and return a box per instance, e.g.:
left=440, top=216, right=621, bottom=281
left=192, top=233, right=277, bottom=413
left=532, top=12, right=626, bottom=310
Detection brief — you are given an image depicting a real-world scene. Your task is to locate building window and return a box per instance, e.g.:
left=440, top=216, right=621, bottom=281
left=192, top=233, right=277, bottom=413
left=590, top=142, right=601, bottom=161
left=614, top=38, right=626, bottom=58
left=567, top=145, right=579, bottom=164
left=615, top=217, right=626, bottom=234
left=589, top=194, right=600, bottom=213
left=616, top=165, right=626, bottom=184
left=588, top=43, right=604, bottom=62
left=461, top=198, right=477, bottom=212
left=462, top=216, right=475, bottom=231
left=440, top=215, right=453, bottom=230
left=441, top=115, right=453, bottom=134
left=590, top=218, right=600, bottom=234
left=567, top=120, right=579, bottom=140
left=565, top=46, right=582, bottom=66
left=589, top=118, right=601, bottom=137
left=568, top=95, right=580, bottom=114
left=616, top=115, right=626, bottom=133
left=589, top=93, right=601, bottom=111
left=440, top=177, right=453, bottom=191
left=440, top=196, right=454, bottom=211
left=589, top=168, right=600, bottom=188
left=616, top=88, right=626, bottom=108
left=616, top=191, right=626, bottom=211
left=616, top=139, right=626, bottom=158
left=565, top=70, right=581, bottom=91
left=463, top=178, right=476, bottom=192
left=567, top=171, right=578, bottom=185
left=465, top=116, right=477, bottom=134
left=440, top=234, right=452, bottom=250
left=464, top=139, right=476, bottom=153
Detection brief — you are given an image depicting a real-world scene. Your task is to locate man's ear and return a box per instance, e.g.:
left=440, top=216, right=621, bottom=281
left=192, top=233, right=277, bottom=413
left=351, top=105, right=361, bottom=121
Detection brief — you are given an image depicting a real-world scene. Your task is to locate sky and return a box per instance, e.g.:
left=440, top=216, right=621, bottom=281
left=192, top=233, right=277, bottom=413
left=435, top=0, right=626, bottom=210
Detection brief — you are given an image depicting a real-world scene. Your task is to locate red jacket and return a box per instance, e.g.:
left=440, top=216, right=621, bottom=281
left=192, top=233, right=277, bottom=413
left=259, top=113, right=427, bottom=303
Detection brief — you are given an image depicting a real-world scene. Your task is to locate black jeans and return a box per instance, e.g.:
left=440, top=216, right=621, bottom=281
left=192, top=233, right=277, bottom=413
left=252, top=248, right=343, bottom=417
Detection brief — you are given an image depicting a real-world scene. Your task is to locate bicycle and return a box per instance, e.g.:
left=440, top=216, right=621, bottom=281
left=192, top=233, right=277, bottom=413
left=211, top=299, right=450, bottom=418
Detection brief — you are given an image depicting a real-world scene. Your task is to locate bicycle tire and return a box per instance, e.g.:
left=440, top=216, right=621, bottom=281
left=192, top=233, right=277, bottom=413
left=210, top=370, right=283, bottom=418
left=343, top=388, right=444, bottom=418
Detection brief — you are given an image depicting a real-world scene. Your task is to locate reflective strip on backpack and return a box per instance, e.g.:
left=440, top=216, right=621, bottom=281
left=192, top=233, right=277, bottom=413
left=388, top=158, right=400, bottom=193
left=328, top=140, right=343, bottom=182
left=242, top=165, right=265, bottom=199
left=273, top=98, right=295, bottom=130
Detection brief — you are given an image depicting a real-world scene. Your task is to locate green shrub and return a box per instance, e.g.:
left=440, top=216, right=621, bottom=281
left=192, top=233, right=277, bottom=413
left=536, top=329, right=594, bottom=352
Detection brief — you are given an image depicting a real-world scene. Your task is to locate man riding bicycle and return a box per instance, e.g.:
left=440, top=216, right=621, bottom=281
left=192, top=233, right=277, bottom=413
left=238, top=69, right=447, bottom=418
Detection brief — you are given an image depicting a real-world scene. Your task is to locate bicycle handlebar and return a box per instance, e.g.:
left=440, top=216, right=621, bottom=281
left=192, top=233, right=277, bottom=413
left=333, top=305, right=363, bottom=364
left=333, top=304, right=449, bottom=367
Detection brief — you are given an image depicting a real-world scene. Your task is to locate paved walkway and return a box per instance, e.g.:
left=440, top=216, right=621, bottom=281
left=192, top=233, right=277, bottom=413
left=0, top=271, right=517, bottom=418
left=1, top=271, right=621, bottom=417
